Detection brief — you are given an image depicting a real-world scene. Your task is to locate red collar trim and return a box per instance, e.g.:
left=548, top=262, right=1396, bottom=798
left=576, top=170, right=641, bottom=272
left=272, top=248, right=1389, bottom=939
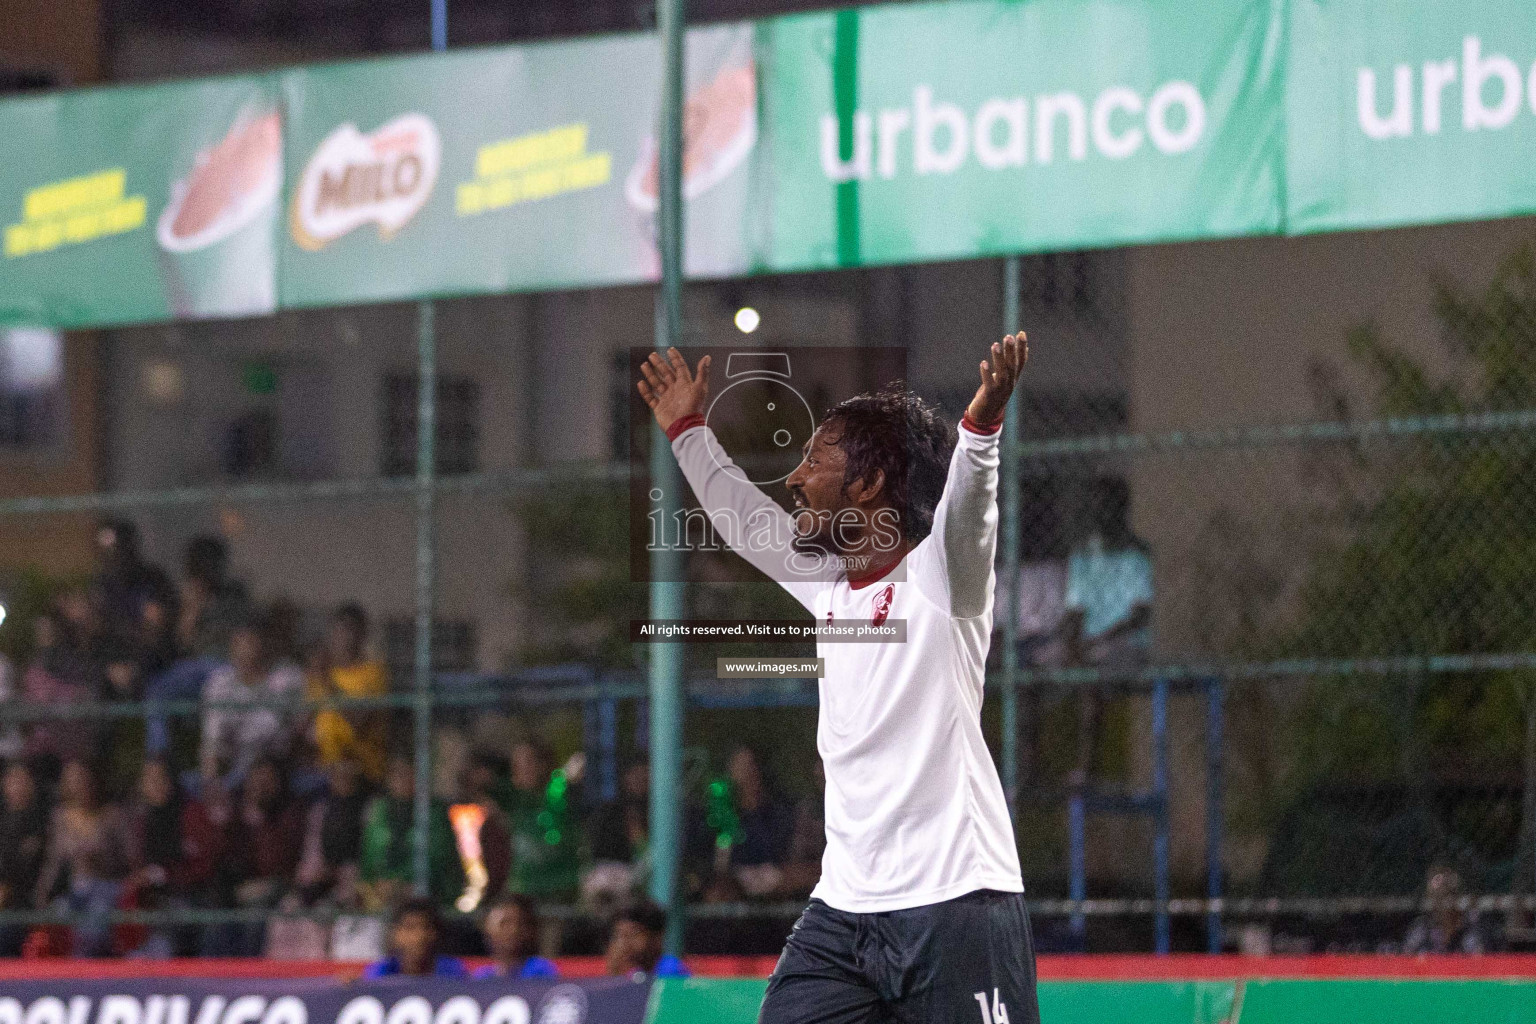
left=847, top=552, right=905, bottom=589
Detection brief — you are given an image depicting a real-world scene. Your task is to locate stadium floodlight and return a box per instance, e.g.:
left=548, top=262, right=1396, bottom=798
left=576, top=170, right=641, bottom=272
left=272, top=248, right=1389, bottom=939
left=734, top=306, right=760, bottom=333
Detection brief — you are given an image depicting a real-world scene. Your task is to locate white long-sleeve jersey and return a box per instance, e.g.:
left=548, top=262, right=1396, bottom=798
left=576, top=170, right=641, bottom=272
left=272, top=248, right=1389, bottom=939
left=670, top=416, right=1023, bottom=913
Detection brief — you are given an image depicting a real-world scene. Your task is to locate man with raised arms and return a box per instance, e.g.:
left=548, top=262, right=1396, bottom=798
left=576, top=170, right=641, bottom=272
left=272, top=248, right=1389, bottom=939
left=638, top=332, right=1036, bottom=1024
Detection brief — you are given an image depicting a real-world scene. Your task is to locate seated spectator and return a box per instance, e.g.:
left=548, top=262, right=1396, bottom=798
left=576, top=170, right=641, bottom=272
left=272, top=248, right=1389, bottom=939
left=232, top=758, right=304, bottom=903
left=474, top=893, right=559, bottom=979
left=122, top=759, right=184, bottom=957
left=0, top=760, right=48, bottom=955
left=604, top=901, right=689, bottom=980
left=177, top=536, right=251, bottom=659
left=214, top=758, right=303, bottom=956
left=364, top=898, right=468, bottom=979
left=99, top=640, right=149, bottom=803
left=360, top=755, right=464, bottom=909
left=177, top=774, right=237, bottom=956
left=33, top=758, right=133, bottom=957
left=781, top=760, right=826, bottom=897
left=1404, top=863, right=1491, bottom=954
left=295, top=756, right=370, bottom=906
left=20, top=611, right=98, bottom=771
left=500, top=740, right=581, bottom=901
left=1062, top=477, right=1153, bottom=785
left=0, top=652, right=19, bottom=761
left=458, top=754, right=512, bottom=900
left=91, top=520, right=177, bottom=650
left=311, top=604, right=390, bottom=783
left=722, top=746, right=791, bottom=898
left=199, top=614, right=304, bottom=784
left=145, top=536, right=252, bottom=761
left=583, top=761, right=650, bottom=908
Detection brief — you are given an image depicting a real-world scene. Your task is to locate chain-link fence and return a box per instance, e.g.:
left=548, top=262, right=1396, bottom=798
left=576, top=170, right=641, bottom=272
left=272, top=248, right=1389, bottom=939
left=3, top=230, right=1536, bottom=956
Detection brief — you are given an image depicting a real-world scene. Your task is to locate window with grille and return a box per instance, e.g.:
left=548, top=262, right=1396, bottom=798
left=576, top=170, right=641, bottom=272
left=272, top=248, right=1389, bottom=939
left=384, top=618, right=479, bottom=680
left=1020, top=252, right=1098, bottom=315
left=0, top=328, right=65, bottom=450
left=381, top=373, right=480, bottom=476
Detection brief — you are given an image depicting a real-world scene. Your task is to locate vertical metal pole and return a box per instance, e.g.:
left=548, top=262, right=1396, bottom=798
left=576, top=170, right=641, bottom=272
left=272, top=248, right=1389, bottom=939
left=1152, top=677, right=1171, bottom=955
left=430, top=0, right=447, bottom=50
left=1206, top=677, right=1225, bottom=954
left=649, top=0, right=687, bottom=957
left=410, top=1, right=448, bottom=898
left=1000, top=256, right=1022, bottom=816
left=1068, top=789, right=1086, bottom=944
left=412, top=299, right=437, bottom=897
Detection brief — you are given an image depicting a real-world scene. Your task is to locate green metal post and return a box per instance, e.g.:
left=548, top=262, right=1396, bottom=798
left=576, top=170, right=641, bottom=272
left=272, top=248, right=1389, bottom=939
left=412, top=298, right=437, bottom=897
left=649, top=0, right=687, bottom=955
left=411, top=0, right=448, bottom=903
left=1000, top=255, right=1022, bottom=816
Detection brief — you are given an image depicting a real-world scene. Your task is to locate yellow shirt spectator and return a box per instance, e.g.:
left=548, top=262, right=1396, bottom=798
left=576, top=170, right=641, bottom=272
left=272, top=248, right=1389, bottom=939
left=312, top=659, right=390, bottom=781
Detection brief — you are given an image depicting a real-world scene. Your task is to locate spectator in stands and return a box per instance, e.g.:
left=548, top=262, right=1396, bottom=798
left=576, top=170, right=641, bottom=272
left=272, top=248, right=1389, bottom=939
left=122, top=758, right=184, bottom=957
left=0, top=760, right=48, bottom=955
left=177, top=773, right=237, bottom=956
left=0, top=653, right=20, bottom=763
left=459, top=753, right=512, bottom=899
left=91, top=520, right=176, bottom=650
left=144, top=537, right=253, bottom=761
left=199, top=614, right=305, bottom=785
left=604, top=901, right=689, bottom=980
left=722, top=746, right=792, bottom=899
left=781, top=760, right=825, bottom=897
left=177, top=537, right=251, bottom=658
left=311, top=604, right=390, bottom=783
left=584, top=761, right=650, bottom=908
left=1062, top=477, right=1153, bottom=785
left=295, top=755, right=370, bottom=907
left=228, top=758, right=304, bottom=938
left=98, top=639, right=148, bottom=802
left=1404, top=863, right=1491, bottom=954
left=20, top=611, right=97, bottom=772
left=501, top=739, right=581, bottom=901
left=360, top=754, right=464, bottom=909
left=364, top=898, right=469, bottom=978
left=474, top=893, right=559, bottom=979
left=34, top=758, right=133, bottom=957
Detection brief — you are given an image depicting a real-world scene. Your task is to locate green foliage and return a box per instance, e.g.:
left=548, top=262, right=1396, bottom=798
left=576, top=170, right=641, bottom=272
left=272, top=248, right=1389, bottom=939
left=1259, top=244, right=1536, bottom=886
left=512, top=482, right=642, bottom=668
left=0, top=568, right=77, bottom=667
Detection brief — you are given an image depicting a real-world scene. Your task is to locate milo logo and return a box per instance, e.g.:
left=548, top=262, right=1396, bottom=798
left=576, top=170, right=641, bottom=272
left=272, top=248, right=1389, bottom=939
left=291, top=113, right=440, bottom=250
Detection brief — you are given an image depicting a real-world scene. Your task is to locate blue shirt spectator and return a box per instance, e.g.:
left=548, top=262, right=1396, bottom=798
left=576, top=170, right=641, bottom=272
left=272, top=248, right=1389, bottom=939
left=653, top=954, right=691, bottom=978
left=366, top=898, right=465, bottom=979
left=472, top=956, right=560, bottom=979
left=365, top=955, right=469, bottom=979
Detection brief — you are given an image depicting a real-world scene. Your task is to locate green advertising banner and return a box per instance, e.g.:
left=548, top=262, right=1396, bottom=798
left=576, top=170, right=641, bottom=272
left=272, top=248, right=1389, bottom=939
left=1286, top=0, right=1536, bottom=233
left=4, top=0, right=1536, bottom=330
left=278, top=24, right=757, bottom=309
left=0, top=74, right=280, bottom=328
left=645, top=977, right=1536, bottom=1024
left=756, top=0, right=1285, bottom=269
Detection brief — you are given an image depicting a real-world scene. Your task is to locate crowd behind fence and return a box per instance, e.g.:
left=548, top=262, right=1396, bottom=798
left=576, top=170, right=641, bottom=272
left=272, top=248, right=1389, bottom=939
left=3, top=243, right=1536, bottom=957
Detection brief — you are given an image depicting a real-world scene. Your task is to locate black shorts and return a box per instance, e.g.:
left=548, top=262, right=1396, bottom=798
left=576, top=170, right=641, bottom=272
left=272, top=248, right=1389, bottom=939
left=758, top=889, right=1040, bottom=1024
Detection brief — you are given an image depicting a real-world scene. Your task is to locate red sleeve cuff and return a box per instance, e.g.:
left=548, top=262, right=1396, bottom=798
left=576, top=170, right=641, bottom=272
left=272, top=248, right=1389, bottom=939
left=665, top=413, right=707, bottom=442
left=960, top=413, right=1002, bottom=436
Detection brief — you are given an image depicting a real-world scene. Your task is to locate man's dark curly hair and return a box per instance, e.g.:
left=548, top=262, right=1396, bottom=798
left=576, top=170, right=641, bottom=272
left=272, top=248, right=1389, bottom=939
left=821, top=386, right=956, bottom=543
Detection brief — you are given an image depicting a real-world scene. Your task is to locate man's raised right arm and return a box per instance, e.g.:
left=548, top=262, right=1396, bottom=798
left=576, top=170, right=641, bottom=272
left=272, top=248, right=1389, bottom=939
left=639, top=348, right=831, bottom=612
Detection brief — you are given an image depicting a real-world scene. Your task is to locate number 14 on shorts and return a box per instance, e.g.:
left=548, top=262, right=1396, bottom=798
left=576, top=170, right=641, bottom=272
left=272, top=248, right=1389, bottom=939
left=973, top=989, right=1010, bottom=1024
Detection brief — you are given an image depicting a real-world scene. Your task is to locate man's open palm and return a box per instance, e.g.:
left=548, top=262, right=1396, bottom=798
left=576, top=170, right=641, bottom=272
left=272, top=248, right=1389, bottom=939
left=967, top=331, right=1028, bottom=428
left=638, top=347, right=712, bottom=432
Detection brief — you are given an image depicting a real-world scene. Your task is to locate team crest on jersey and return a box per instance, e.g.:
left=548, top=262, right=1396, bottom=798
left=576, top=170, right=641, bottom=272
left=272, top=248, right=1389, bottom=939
left=871, top=583, right=895, bottom=626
